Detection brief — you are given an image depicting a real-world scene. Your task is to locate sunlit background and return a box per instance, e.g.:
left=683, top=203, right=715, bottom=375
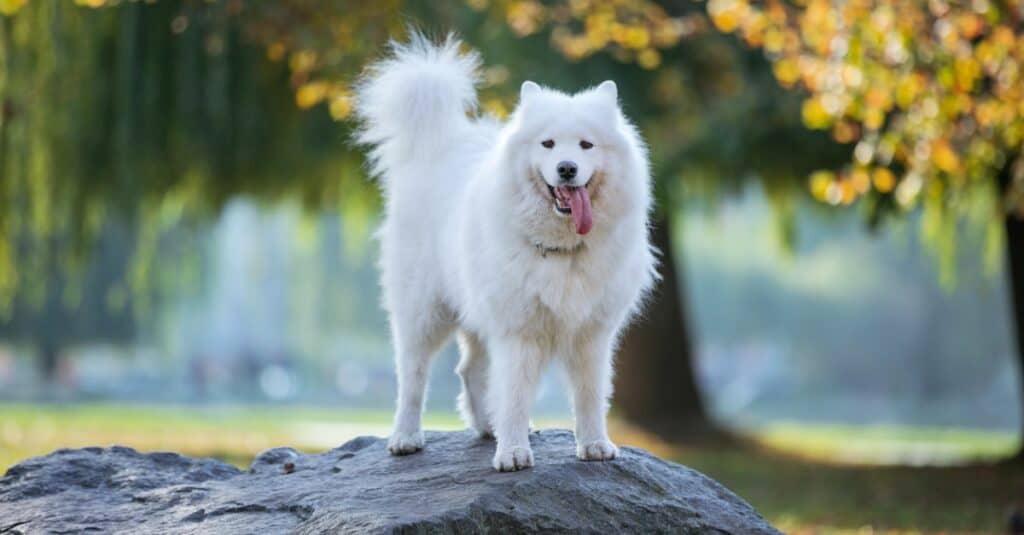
left=2, top=1, right=1023, bottom=533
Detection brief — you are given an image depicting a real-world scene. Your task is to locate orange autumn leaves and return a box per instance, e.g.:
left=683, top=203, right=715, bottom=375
left=707, top=0, right=1024, bottom=210
left=471, top=0, right=705, bottom=69
left=251, top=3, right=403, bottom=121
left=482, top=0, right=1023, bottom=214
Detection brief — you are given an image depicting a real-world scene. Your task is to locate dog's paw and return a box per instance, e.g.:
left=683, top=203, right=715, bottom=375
left=577, top=439, right=618, bottom=461
left=387, top=431, right=424, bottom=456
left=492, top=446, right=534, bottom=472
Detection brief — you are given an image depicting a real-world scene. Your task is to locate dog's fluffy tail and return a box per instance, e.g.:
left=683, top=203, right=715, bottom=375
left=355, top=32, right=480, bottom=179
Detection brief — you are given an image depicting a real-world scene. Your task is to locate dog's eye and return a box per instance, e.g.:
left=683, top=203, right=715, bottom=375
left=541, top=140, right=555, bottom=149
left=580, top=140, right=594, bottom=150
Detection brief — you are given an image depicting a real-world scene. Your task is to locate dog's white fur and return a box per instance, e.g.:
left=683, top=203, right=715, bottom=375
left=355, top=34, right=656, bottom=471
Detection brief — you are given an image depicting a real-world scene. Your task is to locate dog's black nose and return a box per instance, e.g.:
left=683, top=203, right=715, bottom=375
left=557, top=161, right=578, bottom=181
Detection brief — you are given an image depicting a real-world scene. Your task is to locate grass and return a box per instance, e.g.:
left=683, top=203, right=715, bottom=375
left=0, top=403, right=461, bottom=469
left=1, top=403, right=1020, bottom=534
left=755, top=421, right=1019, bottom=465
left=608, top=420, right=1022, bottom=535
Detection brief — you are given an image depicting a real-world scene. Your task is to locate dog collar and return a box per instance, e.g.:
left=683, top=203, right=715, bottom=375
left=532, top=240, right=585, bottom=258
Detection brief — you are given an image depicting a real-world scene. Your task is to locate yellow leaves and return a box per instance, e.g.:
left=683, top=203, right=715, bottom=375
left=636, top=48, right=660, bottom=69
left=864, top=88, right=891, bottom=112
left=834, top=179, right=857, bottom=205
left=0, top=0, right=27, bottom=15
left=612, top=24, right=650, bottom=50
left=808, top=170, right=834, bottom=202
left=682, top=0, right=1023, bottom=220
left=289, top=51, right=318, bottom=74
left=871, top=167, right=896, bottom=193
left=809, top=171, right=859, bottom=206
left=811, top=161, right=901, bottom=203
left=850, top=168, right=871, bottom=194
left=650, top=17, right=688, bottom=49
left=895, top=73, right=925, bottom=109
left=546, top=2, right=695, bottom=65
left=957, top=12, right=984, bottom=41
left=708, top=0, right=749, bottom=33
left=328, top=94, right=352, bottom=121
left=832, top=121, right=860, bottom=144
left=861, top=87, right=890, bottom=131
left=992, top=25, right=1015, bottom=47
left=772, top=58, right=800, bottom=87
left=953, top=56, right=981, bottom=91
left=583, top=12, right=613, bottom=49
left=863, top=107, right=885, bottom=131
left=809, top=166, right=900, bottom=205
left=801, top=97, right=832, bottom=129
left=739, top=11, right=767, bottom=47
left=841, top=65, right=863, bottom=88
left=940, top=93, right=970, bottom=118
left=931, top=139, right=960, bottom=173
left=552, top=31, right=590, bottom=61
left=72, top=0, right=106, bottom=7
left=762, top=27, right=787, bottom=55
left=295, top=82, right=352, bottom=120
left=800, top=0, right=839, bottom=56
left=295, top=82, right=329, bottom=110
left=506, top=0, right=545, bottom=36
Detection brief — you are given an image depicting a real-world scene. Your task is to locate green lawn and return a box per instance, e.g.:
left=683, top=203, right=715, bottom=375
left=1, top=403, right=1020, bottom=534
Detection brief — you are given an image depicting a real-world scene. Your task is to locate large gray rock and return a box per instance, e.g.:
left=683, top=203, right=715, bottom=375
left=0, top=429, right=779, bottom=534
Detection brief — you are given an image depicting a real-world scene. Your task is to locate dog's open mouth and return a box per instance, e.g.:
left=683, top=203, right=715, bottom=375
left=547, top=183, right=593, bottom=235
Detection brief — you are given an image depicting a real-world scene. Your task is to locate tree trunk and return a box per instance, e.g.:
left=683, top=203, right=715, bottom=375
left=613, top=216, right=714, bottom=436
left=997, top=160, right=1024, bottom=462
left=1005, top=213, right=1024, bottom=459
left=38, top=341, right=61, bottom=384
left=1004, top=214, right=1024, bottom=462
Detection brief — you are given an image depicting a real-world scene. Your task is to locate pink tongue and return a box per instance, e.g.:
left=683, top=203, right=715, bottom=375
left=567, top=187, right=592, bottom=235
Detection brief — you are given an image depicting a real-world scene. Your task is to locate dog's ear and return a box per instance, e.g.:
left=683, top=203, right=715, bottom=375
left=520, top=81, right=541, bottom=103
left=596, top=80, right=617, bottom=102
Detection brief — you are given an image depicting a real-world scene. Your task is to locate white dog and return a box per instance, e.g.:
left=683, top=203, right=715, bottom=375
left=355, top=34, right=656, bottom=472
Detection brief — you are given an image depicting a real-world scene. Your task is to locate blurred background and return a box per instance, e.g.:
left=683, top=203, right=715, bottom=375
left=2, top=1, right=1023, bottom=533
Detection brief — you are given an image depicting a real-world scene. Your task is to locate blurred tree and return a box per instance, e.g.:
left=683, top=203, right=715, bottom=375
left=700, top=0, right=1024, bottom=458
left=0, top=0, right=379, bottom=381
left=0, top=224, right=139, bottom=382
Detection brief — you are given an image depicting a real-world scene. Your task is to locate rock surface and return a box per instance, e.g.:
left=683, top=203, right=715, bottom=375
left=0, top=429, right=779, bottom=534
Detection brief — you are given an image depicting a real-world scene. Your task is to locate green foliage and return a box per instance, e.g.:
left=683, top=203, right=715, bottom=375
left=0, top=1, right=380, bottom=352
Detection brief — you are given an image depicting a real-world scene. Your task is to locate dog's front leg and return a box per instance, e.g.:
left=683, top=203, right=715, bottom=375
left=488, top=336, right=544, bottom=472
left=567, top=330, right=618, bottom=461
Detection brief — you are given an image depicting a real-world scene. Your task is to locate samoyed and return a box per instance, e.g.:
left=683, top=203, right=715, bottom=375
left=355, top=34, right=656, bottom=472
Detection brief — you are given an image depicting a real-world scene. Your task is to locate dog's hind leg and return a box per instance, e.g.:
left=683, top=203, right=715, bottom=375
left=456, top=330, right=492, bottom=438
left=388, top=309, right=454, bottom=456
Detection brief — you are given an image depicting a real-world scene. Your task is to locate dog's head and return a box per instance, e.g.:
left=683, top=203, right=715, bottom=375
left=504, top=80, right=648, bottom=239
